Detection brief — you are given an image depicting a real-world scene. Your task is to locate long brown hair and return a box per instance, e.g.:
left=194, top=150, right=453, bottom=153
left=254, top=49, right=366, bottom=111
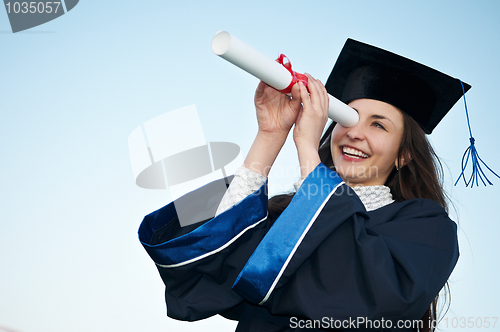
left=268, top=112, right=449, bottom=332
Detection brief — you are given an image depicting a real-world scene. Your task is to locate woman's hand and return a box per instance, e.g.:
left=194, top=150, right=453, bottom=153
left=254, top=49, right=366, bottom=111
left=293, top=74, right=329, bottom=178
left=293, top=74, right=329, bottom=148
left=244, top=82, right=303, bottom=177
left=254, top=81, right=302, bottom=137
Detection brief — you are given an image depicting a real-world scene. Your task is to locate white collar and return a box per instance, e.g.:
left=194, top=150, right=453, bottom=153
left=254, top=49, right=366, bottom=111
left=351, top=185, right=394, bottom=211
left=293, top=179, right=394, bottom=212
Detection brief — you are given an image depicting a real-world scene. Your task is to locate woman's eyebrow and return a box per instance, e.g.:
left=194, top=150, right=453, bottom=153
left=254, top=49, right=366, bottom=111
left=371, top=114, right=394, bottom=125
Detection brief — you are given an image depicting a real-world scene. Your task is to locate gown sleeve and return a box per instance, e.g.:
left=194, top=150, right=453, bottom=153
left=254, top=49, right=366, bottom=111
left=232, top=164, right=459, bottom=326
left=215, top=166, right=267, bottom=216
left=138, top=175, right=270, bottom=321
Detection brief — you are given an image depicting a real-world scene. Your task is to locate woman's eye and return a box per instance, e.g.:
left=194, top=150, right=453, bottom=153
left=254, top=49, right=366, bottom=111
left=373, top=122, right=386, bottom=130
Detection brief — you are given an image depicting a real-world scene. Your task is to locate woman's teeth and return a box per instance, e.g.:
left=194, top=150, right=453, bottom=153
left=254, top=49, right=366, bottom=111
left=342, top=146, right=369, bottom=158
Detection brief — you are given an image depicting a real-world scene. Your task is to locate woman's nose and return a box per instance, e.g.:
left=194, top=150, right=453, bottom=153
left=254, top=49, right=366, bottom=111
left=346, top=124, right=365, bottom=141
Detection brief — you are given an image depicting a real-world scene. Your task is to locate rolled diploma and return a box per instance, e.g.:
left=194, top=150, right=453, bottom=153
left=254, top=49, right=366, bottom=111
left=211, top=31, right=359, bottom=127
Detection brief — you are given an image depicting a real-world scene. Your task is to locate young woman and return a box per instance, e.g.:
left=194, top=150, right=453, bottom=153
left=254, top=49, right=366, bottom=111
left=139, top=39, right=468, bottom=331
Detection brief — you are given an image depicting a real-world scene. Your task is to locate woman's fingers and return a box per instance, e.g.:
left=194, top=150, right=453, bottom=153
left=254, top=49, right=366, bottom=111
left=293, top=74, right=329, bottom=148
left=254, top=80, right=267, bottom=100
left=298, top=81, right=311, bottom=109
left=306, top=74, right=328, bottom=110
left=254, top=80, right=303, bottom=136
left=299, top=74, right=328, bottom=119
left=305, top=75, right=318, bottom=104
left=289, top=82, right=302, bottom=113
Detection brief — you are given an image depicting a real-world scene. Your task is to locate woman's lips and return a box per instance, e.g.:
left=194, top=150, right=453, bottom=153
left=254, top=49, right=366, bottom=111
left=340, top=146, right=370, bottom=162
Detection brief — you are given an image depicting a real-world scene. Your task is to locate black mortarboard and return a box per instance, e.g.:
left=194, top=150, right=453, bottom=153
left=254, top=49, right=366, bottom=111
left=325, top=39, right=471, bottom=134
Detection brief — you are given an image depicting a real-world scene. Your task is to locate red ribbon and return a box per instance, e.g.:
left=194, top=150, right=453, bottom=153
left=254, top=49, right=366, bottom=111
left=276, top=54, right=308, bottom=94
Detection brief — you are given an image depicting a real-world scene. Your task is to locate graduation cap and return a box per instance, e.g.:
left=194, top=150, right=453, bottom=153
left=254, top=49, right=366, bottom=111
left=325, top=38, right=499, bottom=186
left=325, top=38, right=469, bottom=134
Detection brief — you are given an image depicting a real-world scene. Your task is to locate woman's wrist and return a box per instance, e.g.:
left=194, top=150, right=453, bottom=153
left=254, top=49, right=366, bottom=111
left=296, top=145, right=321, bottom=179
left=256, top=129, right=289, bottom=141
left=294, top=138, right=320, bottom=151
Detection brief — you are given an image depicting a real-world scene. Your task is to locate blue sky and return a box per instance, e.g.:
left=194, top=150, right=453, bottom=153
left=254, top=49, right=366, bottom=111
left=1, top=1, right=499, bottom=331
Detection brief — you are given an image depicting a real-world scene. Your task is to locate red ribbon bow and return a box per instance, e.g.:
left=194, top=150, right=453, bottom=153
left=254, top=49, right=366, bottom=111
left=276, top=54, right=308, bottom=94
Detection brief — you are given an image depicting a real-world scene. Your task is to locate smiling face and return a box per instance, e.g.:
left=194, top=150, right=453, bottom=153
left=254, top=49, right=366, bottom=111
left=331, top=98, right=405, bottom=186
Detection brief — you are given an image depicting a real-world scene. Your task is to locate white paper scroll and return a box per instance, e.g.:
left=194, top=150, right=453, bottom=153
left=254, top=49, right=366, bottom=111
left=211, top=31, right=359, bottom=127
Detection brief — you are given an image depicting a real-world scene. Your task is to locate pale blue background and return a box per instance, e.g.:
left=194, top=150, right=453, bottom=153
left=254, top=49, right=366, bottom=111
left=1, top=1, right=499, bottom=331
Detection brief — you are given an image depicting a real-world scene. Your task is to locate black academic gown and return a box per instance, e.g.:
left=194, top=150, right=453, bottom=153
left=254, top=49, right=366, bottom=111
left=138, top=164, right=459, bottom=331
